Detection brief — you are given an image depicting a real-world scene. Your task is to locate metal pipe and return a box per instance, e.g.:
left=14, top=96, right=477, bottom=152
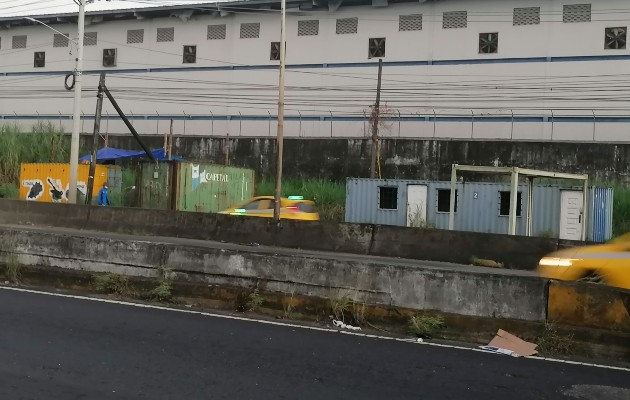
left=86, top=73, right=106, bottom=205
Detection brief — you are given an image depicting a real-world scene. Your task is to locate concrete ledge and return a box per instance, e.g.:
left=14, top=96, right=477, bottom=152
left=0, top=199, right=581, bottom=269
left=0, top=226, right=547, bottom=322
left=548, top=281, right=630, bottom=332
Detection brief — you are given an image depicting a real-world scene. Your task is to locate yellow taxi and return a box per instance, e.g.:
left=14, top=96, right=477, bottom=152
left=219, top=196, right=320, bottom=221
left=537, top=233, right=630, bottom=290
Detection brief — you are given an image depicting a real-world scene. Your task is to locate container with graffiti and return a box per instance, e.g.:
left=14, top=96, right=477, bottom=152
left=20, top=163, right=110, bottom=203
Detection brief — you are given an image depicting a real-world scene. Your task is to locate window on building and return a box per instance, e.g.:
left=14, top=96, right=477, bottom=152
left=270, top=42, right=281, bottom=60
left=399, top=14, right=422, bottom=31
left=183, top=45, right=197, bottom=63
left=437, top=189, right=458, bottom=213
left=499, top=191, right=522, bottom=217
left=12, top=35, right=26, bottom=49
left=127, top=29, right=144, bottom=44
left=240, top=23, right=260, bottom=39
left=378, top=187, right=398, bottom=210
left=157, top=27, right=175, bottom=42
left=605, top=27, right=627, bottom=49
left=208, top=24, right=226, bottom=40
left=102, top=48, right=117, bottom=67
left=563, top=4, right=591, bottom=23
left=84, top=32, right=97, bottom=46
left=479, top=32, right=498, bottom=54
left=298, top=20, right=319, bottom=36
left=368, top=38, right=386, bottom=58
left=513, top=7, right=540, bottom=26
left=33, top=52, right=45, bottom=68
left=443, top=11, right=467, bottom=29
left=336, top=17, right=358, bottom=34
left=53, top=33, right=69, bottom=47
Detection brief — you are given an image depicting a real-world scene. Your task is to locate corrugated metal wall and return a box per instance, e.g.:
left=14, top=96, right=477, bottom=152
left=345, top=178, right=614, bottom=242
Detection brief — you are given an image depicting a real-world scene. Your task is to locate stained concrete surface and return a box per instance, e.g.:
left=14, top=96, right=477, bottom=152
left=0, top=223, right=547, bottom=322
left=0, top=287, right=628, bottom=400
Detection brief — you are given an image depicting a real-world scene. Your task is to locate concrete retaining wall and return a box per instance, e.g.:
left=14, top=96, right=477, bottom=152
left=0, top=199, right=577, bottom=269
left=0, top=226, right=548, bottom=322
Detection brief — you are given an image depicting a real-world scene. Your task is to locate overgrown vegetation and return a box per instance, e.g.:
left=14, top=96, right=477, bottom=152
left=149, top=265, right=174, bottom=302
left=244, top=287, right=264, bottom=312
left=92, top=273, right=132, bottom=296
left=0, top=123, right=70, bottom=196
left=330, top=294, right=352, bottom=322
left=408, top=314, right=445, bottom=338
left=1, top=234, right=21, bottom=283
left=256, top=179, right=346, bottom=222
left=536, top=322, right=573, bottom=356
left=612, top=185, right=630, bottom=237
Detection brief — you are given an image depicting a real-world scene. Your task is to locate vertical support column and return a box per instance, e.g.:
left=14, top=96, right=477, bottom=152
left=526, top=176, right=534, bottom=237
left=448, top=165, right=457, bottom=231
left=582, top=178, right=589, bottom=241
left=508, top=169, right=519, bottom=235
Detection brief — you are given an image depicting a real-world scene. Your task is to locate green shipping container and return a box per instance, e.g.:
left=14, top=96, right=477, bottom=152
left=138, top=163, right=174, bottom=210
left=175, top=163, right=255, bottom=213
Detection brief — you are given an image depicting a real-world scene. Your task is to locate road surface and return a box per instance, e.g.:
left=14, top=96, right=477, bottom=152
left=0, top=287, right=627, bottom=400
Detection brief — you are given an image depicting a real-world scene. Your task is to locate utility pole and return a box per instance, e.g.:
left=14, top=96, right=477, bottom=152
left=86, top=73, right=106, bottom=205
left=168, top=119, right=173, bottom=161
left=68, top=0, right=86, bottom=204
left=370, top=59, right=383, bottom=179
left=273, top=0, right=286, bottom=223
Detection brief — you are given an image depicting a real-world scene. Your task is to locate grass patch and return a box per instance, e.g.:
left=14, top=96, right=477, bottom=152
left=0, top=183, right=19, bottom=199
left=149, top=265, right=174, bottom=302
left=0, top=122, right=70, bottom=185
left=92, top=273, right=132, bottom=296
left=536, top=322, right=573, bottom=356
left=256, top=179, right=346, bottom=222
left=612, top=185, right=630, bottom=237
left=330, top=294, right=352, bottom=322
left=409, top=314, right=445, bottom=338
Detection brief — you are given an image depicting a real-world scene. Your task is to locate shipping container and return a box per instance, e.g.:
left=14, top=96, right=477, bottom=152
left=20, top=163, right=110, bottom=204
left=137, top=162, right=175, bottom=210
left=175, top=163, right=255, bottom=213
left=345, top=178, right=614, bottom=242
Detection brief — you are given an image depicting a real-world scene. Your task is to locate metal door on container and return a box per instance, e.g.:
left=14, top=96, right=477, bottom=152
left=560, top=190, right=584, bottom=240
left=407, top=185, right=428, bottom=227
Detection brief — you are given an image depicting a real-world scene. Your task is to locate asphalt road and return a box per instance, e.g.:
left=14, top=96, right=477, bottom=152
left=0, top=288, right=628, bottom=400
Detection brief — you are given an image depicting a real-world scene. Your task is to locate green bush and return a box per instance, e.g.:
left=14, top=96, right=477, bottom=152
left=612, top=185, right=630, bottom=237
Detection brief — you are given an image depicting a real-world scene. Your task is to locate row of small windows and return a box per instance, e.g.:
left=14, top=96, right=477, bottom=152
left=378, top=187, right=523, bottom=217
left=24, top=23, right=630, bottom=68
left=0, top=3, right=598, bottom=51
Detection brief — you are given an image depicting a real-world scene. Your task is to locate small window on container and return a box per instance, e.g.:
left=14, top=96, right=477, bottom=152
left=499, top=191, right=522, bottom=216
left=437, top=189, right=458, bottom=213
left=378, top=187, right=398, bottom=210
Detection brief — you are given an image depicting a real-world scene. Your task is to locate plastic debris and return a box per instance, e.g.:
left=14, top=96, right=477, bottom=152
left=332, top=319, right=361, bottom=331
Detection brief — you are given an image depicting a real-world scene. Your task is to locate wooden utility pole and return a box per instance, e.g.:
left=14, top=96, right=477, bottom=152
left=86, top=73, right=106, bottom=205
left=273, top=0, right=286, bottom=223
left=370, top=59, right=383, bottom=179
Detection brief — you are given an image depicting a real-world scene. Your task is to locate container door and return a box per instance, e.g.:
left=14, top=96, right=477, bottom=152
left=560, top=190, right=584, bottom=240
left=406, top=185, right=428, bottom=227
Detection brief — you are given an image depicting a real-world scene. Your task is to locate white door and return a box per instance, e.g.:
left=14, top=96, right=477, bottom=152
left=407, top=185, right=428, bottom=227
left=560, top=191, right=584, bottom=241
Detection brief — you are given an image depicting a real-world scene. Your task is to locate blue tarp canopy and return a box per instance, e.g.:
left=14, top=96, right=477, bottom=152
left=79, top=147, right=182, bottom=163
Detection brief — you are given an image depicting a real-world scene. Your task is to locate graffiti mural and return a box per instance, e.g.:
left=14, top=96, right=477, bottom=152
left=19, top=164, right=109, bottom=203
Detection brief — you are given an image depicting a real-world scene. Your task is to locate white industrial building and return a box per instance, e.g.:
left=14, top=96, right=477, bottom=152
left=1, top=0, right=630, bottom=142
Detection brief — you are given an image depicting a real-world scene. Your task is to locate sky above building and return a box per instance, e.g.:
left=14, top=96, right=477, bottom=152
left=0, top=0, right=216, bottom=18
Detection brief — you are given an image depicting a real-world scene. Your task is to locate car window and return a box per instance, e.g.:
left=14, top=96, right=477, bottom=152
left=258, top=200, right=273, bottom=210
left=296, top=202, right=316, bottom=213
left=243, top=200, right=262, bottom=210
